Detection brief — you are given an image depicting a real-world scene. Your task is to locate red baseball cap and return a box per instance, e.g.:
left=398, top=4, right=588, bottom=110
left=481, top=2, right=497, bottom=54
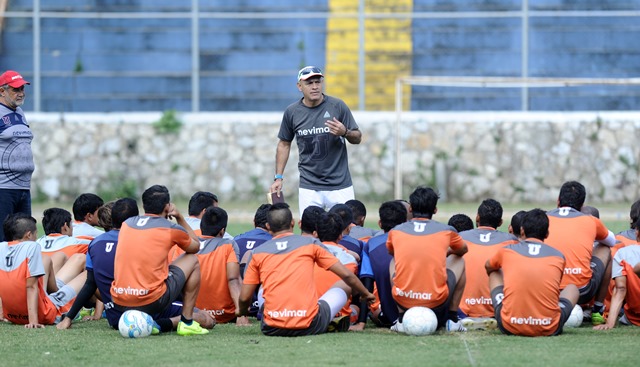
left=0, top=70, right=30, bottom=88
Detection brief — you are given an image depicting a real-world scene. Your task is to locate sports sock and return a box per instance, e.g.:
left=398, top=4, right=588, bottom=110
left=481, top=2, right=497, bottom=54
left=592, top=302, right=604, bottom=314
left=180, top=315, right=193, bottom=326
left=448, top=310, right=459, bottom=322
left=157, top=318, right=173, bottom=332
left=398, top=312, right=405, bottom=323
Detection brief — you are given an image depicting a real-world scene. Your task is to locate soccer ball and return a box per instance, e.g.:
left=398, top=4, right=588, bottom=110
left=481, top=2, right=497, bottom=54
left=118, top=310, right=154, bottom=338
left=563, top=304, right=583, bottom=328
left=402, top=307, right=438, bottom=336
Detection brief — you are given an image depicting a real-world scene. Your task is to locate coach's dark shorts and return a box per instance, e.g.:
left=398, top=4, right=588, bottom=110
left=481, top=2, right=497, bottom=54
left=492, top=286, right=573, bottom=336
left=115, top=265, right=187, bottom=316
left=577, top=256, right=606, bottom=305
left=261, top=300, right=333, bottom=337
left=397, top=269, right=456, bottom=329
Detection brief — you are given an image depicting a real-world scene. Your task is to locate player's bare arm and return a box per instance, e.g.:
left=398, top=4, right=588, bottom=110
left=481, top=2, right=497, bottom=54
left=168, top=203, right=200, bottom=252
left=325, top=117, right=362, bottom=144
left=237, top=283, right=258, bottom=317
left=328, top=262, right=376, bottom=303
left=270, top=140, right=291, bottom=194
left=226, top=262, right=250, bottom=325
left=594, top=276, right=626, bottom=330
left=25, top=276, right=45, bottom=329
left=485, top=260, right=500, bottom=275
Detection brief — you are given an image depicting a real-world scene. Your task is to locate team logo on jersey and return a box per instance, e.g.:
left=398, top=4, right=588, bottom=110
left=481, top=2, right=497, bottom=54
left=413, top=222, right=427, bottom=232
left=509, top=316, right=552, bottom=325
left=527, top=243, right=541, bottom=255
left=558, top=207, right=571, bottom=216
left=479, top=233, right=492, bottom=243
left=323, top=111, right=331, bottom=118
left=2, top=116, right=10, bottom=125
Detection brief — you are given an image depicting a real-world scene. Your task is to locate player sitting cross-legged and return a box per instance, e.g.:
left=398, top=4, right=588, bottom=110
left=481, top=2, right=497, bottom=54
left=195, top=206, right=249, bottom=326
left=387, top=186, right=468, bottom=333
left=0, top=213, right=86, bottom=327
left=486, top=209, right=579, bottom=337
left=237, top=203, right=375, bottom=336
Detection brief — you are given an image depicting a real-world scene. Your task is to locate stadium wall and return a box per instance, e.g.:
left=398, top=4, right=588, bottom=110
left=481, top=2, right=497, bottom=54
left=29, top=112, right=639, bottom=204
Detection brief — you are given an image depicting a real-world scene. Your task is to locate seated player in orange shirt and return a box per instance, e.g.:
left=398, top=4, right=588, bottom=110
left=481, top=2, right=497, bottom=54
left=386, top=186, right=468, bottom=333
left=486, top=208, right=579, bottom=337
left=0, top=213, right=86, bottom=327
left=237, top=203, right=375, bottom=336
left=313, top=212, right=359, bottom=327
left=447, top=214, right=474, bottom=233
left=71, top=193, right=105, bottom=240
left=615, top=199, right=640, bottom=247
left=458, top=199, right=518, bottom=330
left=36, top=208, right=90, bottom=260
left=110, top=185, right=208, bottom=336
left=196, top=206, right=249, bottom=326
left=508, top=210, right=527, bottom=239
left=545, top=181, right=616, bottom=325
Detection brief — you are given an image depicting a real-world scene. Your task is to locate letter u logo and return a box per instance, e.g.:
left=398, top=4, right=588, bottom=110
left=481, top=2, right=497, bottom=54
left=136, top=217, right=150, bottom=227
left=276, top=241, right=288, bottom=251
left=413, top=222, right=426, bottom=232
left=558, top=208, right=570, bottom=216
left=479, top=233, right=491, bottom=243
left=528, top=243, right=541, bottom=255
left=105, top=242, right=114, bottom=252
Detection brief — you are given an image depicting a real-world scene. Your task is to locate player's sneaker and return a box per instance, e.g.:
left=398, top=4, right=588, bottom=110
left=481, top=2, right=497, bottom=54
left=152, top=321, right=161, bottom=335
left=78, top=307, right=94, bottom=319
left=446, top=319, right=468, bottom=332
left=591, top=312, right=605, bottom=326
left=461, top=317, right=497, bottom=330
left=327, top=315, right=350, bottom=332
left=177, top=320, right=209, bottom=336
left=389, top=320, right=404, bottom=333
left=582, top=309, right=592, bottom=323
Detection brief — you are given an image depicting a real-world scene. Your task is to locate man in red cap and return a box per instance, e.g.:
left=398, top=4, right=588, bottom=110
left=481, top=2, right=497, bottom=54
left=0, top=70, right=34, bottom=241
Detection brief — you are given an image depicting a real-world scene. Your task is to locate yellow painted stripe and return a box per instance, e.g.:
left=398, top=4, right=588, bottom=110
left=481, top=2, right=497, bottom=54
left=326, top=0, right=413, bottom=110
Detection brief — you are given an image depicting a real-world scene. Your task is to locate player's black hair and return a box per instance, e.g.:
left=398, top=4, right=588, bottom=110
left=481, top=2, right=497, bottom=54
left=328, top=204, right=353, bottom=231
left=581, top=205, right=600, bottom=219
left=201, top=206, right=228, bottom=237
left=630, top=199, right=640, bottom=229
left=3, top=213, right=37, bottom=241
left=97, top=201, right=116, bottom=231
left=72, top=193, right=104, bottom=221
left=316, top=212, right=344, bottom=242
left=379, top=201, right=407, bottom=233
left=635, top=217, right=640, bottom=236
left=142, top=185, right=170, bottom=214
left=448, top=213, right=474, bottom=233
left=509, top=210, right=527, bottom=237
left=267, top=202, right=293, bottom=233
left=42, top=207, right=72, bottom=235
left=253, top=204, right=272, bottom=230
left=112, top=198, right=139, bottom=229
left=345, top=199, right=367, bottom=225
left=477, top=198, right=503, bottom=229
left=409, top=186, right=439, bottom=219
left=300, top=205, right=324, bottom=234
left=521, top=208, right=549, bottom=241
left=558, top=181, right=586, bottom=210
left=188, top=191, right=218, bottom=216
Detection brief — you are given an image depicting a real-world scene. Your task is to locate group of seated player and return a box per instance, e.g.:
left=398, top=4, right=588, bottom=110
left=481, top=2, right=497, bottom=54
left=1, top=180, right=639, bottom=337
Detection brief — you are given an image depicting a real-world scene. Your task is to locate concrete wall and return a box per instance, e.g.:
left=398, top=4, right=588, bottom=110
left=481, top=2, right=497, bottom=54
left=29, top=111, right=640, bottom=204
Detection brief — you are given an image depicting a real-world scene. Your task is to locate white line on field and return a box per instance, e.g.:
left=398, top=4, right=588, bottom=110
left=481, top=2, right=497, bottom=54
left=462, top=335, right=477, bottom=367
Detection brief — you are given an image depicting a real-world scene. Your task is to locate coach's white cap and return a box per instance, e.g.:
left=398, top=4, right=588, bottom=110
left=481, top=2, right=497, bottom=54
left=297, top=66, right=324, bottom=81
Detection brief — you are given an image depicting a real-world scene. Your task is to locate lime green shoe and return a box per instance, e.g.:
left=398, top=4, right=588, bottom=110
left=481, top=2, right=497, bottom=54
left=177, top=320, right=209, bottom=336
left=327, top=315, right=350, bottom=332
left=591, top=312, right=606, bottom=326
left=152, top=321, right=161, bottom=335
left=78, top=307, right=94, bottom=319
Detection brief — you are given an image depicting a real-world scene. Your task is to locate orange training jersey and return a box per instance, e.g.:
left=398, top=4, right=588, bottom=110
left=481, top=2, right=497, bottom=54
left=459, top=228, right=518, bottom=317
left=314, top=241, right=358, bottom=317
left=111, top=215, right=193, bottom=307
left=611, top=246, right=640, bottom=326
left=244, top=233, right=339, bottom=330
left=546, top=207, right=609, bottom=289
left=386, top=218, right=466, bottom=309
left=36, top=234, right=90, bottom=258
left=195, top=236, right=240, bottom=323
left=0, top=241, right=59, bottom=325
left=489, top=239, right=566, bottom=337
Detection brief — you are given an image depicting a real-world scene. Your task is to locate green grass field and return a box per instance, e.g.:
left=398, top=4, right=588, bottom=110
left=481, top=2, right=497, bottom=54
left=2, top=318, right=639, bottom=367
left=5, top=201, right=635, bottom=366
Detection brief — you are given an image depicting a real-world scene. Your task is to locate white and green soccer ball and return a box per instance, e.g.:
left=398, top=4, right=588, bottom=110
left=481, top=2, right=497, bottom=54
left=118, top=310, right=154, bottom=338
left=403, top=307, right=438, bottom=336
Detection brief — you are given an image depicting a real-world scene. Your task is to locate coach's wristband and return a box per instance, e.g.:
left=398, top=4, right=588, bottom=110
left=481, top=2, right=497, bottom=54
left=274, top=174, right=284, bottom=181
left=343, top=129, right=349, bottom=137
